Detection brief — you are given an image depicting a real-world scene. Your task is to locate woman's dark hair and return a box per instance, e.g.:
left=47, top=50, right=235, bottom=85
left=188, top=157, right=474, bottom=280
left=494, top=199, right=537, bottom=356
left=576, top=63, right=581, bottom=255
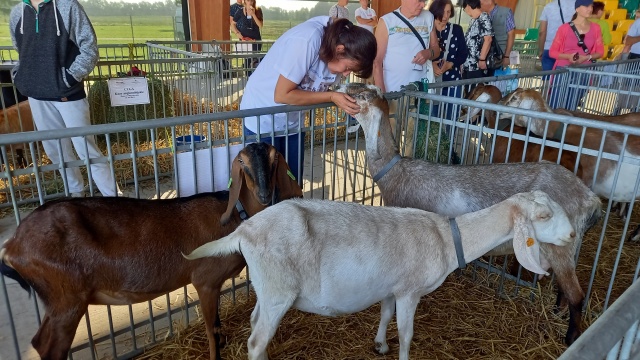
left=462, top=0, right=482, bottom=10
left=429, top=0, right=455, bottom=21
left=319, top=18, right=377, bottom=78
left=592, top=1, right=604, bottom=13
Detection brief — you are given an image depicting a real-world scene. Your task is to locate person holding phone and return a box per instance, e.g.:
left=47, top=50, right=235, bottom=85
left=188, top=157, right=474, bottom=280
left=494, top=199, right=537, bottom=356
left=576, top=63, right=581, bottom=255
left=548, top=0, right=603, bottom=108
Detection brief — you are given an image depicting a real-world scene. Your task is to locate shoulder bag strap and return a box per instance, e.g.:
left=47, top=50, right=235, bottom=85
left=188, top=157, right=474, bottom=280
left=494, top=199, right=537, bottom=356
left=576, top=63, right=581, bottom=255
left=558, top=0, right=565, bottom=23
left=442, top=23, right=454, bottom=60
left=393, top=11, right=427, bottom=49
left=569, top=21, right=595, bottom=62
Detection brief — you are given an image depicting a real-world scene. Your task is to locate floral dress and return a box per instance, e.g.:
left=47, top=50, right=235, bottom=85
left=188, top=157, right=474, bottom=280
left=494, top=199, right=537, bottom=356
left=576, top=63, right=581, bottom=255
left=463, top=12, right=493, bottom=72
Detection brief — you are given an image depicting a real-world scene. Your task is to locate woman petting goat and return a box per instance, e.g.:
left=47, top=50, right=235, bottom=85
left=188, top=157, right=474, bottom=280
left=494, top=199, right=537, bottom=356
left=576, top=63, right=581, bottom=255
left=0, top=142, right=302, bottom=360
left=185, top=192, right=575, bottom=360
left=240, top=16, right=376, bottom=180
left=341, top=83, right=601, bottom=345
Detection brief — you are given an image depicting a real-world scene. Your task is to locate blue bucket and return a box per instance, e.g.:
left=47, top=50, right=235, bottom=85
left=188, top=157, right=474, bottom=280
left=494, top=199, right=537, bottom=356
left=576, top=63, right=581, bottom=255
left=175, top=135, right=207, bottom=147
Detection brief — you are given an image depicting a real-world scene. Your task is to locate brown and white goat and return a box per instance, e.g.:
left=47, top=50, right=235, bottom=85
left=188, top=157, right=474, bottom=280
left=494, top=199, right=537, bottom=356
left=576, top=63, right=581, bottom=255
left=1, top=100, right=35, bottom=168
left=500, top=88, right=640, bottom=205
left=461, top=85, right=583, bottom=178
left=0, top=142, right=303, bottom=360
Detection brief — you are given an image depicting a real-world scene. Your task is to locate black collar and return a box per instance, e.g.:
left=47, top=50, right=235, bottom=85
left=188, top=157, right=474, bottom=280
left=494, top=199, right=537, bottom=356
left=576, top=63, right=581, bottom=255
left=449, top=218, right=466, bottom=270
left=373, top=154, right=402, bottom=183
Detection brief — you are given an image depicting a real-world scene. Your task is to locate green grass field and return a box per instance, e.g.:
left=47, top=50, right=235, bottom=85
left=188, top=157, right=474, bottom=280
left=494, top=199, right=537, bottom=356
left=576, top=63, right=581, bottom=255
left=0, top=15, right=302, bottom=47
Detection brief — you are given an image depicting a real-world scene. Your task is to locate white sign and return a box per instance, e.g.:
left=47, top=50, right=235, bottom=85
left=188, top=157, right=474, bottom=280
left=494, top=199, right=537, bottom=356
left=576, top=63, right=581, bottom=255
left=235, top=42, right=252, bottom=53
left=510, top=50, right=520, bottom=65
left=176, top=144, right=244, bottom=197
left=107, top=77, right=150, bottom=107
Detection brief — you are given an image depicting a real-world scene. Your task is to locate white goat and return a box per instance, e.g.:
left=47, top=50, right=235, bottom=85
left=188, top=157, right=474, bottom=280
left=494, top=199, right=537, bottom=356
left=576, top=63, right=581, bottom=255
left=185, top=192, right=575, bottom=360
left=338, top=83, right=601, bottom=345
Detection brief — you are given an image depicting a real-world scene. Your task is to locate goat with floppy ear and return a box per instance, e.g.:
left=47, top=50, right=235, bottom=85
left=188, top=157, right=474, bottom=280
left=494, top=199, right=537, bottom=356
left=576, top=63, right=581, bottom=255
left=0, top=142, right=303, bottom=360
left=221, top=143, right=303, bottom=225
left=183, top=191, right=574, bottom=360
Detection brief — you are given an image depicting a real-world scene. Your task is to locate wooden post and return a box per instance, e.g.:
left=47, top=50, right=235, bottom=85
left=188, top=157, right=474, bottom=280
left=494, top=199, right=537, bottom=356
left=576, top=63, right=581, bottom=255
left=371, top=0, right=401, bottom=18
left=187, top=0, right=230, bottom=43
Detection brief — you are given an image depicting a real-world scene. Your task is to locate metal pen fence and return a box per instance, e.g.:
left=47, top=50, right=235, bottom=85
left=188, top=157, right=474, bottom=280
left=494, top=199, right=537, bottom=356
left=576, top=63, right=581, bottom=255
left=2, top=43, right=640, bottom=358
left=558, top=279, right=640, bottom=360
left=1, top=81, right=639, bottom=359
left=512, top=39, right=539, bottom=73
left=0, top=99, right=372, bottom=360
left=400, top=72, right=640, bottom=359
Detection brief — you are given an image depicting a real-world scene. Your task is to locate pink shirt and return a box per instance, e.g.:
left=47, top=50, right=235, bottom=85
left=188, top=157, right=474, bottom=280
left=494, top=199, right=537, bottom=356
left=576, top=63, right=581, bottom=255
left=549, top=22, right=604, bottom=69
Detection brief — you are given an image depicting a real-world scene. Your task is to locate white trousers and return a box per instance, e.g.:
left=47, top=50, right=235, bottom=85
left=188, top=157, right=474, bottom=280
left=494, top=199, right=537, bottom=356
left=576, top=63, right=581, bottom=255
left=28, top=98, right=119, bottom=196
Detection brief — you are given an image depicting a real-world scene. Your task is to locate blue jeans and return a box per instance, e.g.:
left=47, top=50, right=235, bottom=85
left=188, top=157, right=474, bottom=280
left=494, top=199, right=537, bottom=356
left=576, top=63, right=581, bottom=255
left=244, top=127, right=305, bottom=181
left=541, top=50, right=556, bottom=81
left=431, top=85, right=463, bottom=133
left=548, top=71, right=589, bottom=110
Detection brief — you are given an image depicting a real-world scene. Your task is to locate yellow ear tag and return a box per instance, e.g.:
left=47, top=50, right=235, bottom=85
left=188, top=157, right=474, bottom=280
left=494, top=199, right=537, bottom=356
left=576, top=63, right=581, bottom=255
left=287, top=170, right=296, bottom=181
left=378, top=130, right=381, bottom=137
left=526, top=238, right=535, bottom=247
left=227, top=178, right=232, bottom=188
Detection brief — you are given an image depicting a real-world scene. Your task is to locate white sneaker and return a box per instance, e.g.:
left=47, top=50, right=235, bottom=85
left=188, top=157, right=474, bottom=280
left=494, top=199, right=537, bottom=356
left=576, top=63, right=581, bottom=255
left=70, top=192, right=86, bottom=198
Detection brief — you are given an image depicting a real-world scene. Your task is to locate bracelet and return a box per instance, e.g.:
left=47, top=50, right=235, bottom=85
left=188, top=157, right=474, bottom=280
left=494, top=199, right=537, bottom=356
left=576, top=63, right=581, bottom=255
left=479, top=59, right=486, bottom=61
left=429, top=48, right=435, bottom=59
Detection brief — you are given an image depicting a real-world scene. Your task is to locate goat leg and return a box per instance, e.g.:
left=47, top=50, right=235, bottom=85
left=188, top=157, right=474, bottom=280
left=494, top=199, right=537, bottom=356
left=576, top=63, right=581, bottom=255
left=630, top=224, right=640, bottom=242
left=552, top=260, right=584, bottom=345
left=16, top=148, right=28, bottom=168
left=194, top=283, right=223, bottom=360
left=32, top=305, right=87, bottom=360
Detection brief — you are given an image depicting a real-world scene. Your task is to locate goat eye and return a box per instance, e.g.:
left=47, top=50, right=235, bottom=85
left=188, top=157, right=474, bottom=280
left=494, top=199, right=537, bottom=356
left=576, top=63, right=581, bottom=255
left=238, top=158, right=244, bottom=164
left=537, top=213, right=551, bottom=220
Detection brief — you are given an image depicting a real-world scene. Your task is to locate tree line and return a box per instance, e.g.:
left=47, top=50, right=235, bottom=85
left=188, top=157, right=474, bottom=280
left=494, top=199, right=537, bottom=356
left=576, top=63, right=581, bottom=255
left=1, top=0, right=346, bottom=22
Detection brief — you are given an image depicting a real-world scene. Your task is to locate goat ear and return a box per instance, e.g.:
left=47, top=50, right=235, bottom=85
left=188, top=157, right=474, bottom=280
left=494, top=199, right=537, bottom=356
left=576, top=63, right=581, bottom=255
left=512, top=208, right=549, bottom=275
left=221, top=158, right=244, bottom=225
left=274, top=151, right=303, bottom=202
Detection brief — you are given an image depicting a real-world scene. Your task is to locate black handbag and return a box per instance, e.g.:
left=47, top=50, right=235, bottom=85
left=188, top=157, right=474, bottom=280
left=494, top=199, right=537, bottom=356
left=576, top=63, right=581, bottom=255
left=485, top=35, right=504, bottom=70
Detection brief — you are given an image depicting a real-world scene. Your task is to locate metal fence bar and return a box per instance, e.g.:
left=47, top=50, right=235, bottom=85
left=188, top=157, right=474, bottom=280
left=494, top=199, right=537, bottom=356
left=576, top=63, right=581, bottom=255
left=559, top=280, right=640, bottom=360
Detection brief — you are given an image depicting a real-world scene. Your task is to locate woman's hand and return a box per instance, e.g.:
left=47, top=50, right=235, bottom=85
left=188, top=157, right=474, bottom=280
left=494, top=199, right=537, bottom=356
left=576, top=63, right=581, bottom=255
left=412, top=49, right=429, bottom=66
left=330, top=93, right=361, bottom=116
left=478, top=59, right=487, bottom=70
left=433, top=62, right=445, bottom=77
left=434, top=60, right=452, bottom=76
left=246, top=6, right=255, bottom=16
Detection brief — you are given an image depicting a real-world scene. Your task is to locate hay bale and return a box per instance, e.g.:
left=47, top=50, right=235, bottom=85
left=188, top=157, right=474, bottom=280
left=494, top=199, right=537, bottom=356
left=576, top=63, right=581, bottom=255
left=413, top=118, right=453, bottom=164
left=88, top=78, right=173, bottom=144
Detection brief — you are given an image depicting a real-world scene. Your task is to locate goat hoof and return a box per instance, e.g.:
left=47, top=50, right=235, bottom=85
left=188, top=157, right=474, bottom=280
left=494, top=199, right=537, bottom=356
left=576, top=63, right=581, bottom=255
left=374, top=342, right=389, bottom=355
left=219, top=334, right=228, bottom=349
left=565, top=329, right=581, bottom=346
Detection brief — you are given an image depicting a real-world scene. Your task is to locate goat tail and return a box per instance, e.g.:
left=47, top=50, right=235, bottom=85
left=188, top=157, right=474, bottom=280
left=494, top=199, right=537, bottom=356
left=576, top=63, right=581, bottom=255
left=583, top=196, right=603, bottom=232
left=0, top=247, right=32, bottom=296
left=182, top=234, right=242, bottom=260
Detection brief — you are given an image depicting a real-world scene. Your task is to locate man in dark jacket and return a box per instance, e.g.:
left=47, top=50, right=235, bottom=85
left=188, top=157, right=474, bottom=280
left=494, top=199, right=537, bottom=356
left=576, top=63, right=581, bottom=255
left=9, top=0, right=120, bottom=197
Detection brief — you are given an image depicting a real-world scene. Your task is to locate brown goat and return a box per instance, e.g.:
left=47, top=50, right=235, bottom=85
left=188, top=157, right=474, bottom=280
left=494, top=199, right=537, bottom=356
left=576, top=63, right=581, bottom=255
left=463, top=85, right=583, bottom=178
left=500, top=88, right=640, bottom=203
left=1, top=100, right=35, bottom=168
left=0, top=142, right=303, bottom=360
